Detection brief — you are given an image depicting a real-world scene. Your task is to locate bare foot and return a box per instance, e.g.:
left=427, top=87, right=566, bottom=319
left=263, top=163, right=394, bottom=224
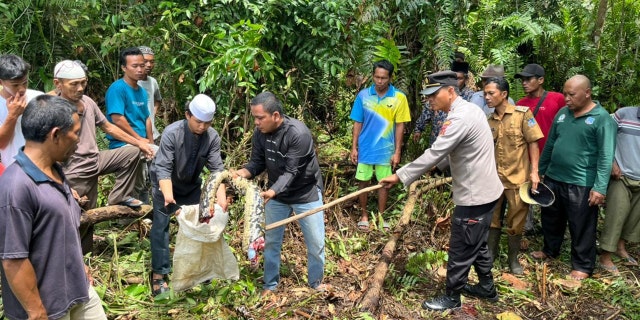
left=531, top=251, right=548, bottom=260
left=568, top=270, right=589, bottom=280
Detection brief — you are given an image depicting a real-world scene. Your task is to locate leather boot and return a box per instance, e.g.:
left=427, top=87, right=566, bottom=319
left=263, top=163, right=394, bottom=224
left=462, top=275, right=499, bottom=302
left=421, top=291, right=461, bottom=311
left=508, top=235, right=524, bottom=275
left=487, top=228, right=501, bottom=263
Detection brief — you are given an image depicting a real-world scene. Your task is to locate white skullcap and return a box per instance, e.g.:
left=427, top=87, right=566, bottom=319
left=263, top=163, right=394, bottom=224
left=54, top=60, right=86, bottom=79
left=188, top=94, right=216, bottom=122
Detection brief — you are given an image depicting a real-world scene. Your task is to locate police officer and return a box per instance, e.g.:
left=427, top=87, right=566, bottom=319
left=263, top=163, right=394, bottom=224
left=381, top=71, right=503, bottom=310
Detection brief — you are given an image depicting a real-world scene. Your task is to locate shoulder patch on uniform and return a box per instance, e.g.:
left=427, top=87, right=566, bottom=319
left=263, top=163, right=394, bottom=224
left=439, top=120, right=452, bottom=136
left=527, top=118, right=537, bottom=127
left=515, top=106, right=529, bottom=112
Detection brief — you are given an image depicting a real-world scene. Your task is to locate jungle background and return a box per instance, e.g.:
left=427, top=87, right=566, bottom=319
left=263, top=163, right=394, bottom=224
left=1, top=0, right=640, bottom=319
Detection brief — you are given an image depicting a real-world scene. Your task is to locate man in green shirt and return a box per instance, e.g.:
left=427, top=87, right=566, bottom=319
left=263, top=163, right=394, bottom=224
left=531, top=75, right=616, bottom=280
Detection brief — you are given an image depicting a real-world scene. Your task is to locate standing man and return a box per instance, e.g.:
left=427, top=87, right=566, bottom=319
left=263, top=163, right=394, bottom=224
left=515, top=64, right=565, bottom=235
left=531, top=75, right=616, bottom=280
left=149, top=94, right=227, bottom=296
left=351, top=60, right=411, bottom=231
left=484, top=77, right=543, bottom=274
left=470, top=65, right=515, bottom=115
left=599, top=106, right=640, bottom=273
left=52, top=60, right=154, bottom=253
left=381, top=71, right=503, bottom=310
left=138, top=46, right=162, bottom=142
left=0, top=54, right=43, bottom=166
left=0, top=95, right=106, bottom=319
left=234, top=92, right=328, bottom=296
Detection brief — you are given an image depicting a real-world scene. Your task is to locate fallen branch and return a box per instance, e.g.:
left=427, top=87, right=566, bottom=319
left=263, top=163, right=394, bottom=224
left=358, top=177, right=452, bottom=312
left=80, top=204, right=153, bottom=227
left=265, top=184, right=384, bottom=231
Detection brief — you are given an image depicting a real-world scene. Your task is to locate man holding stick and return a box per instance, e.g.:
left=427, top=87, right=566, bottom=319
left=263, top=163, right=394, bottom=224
left=380, top=71, right=503, bottom=310
left=233, top=91, right=328, bottom=296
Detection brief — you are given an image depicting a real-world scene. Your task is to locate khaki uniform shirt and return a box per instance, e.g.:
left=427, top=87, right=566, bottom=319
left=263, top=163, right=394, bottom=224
left=488, top=104, right=544, bottom=189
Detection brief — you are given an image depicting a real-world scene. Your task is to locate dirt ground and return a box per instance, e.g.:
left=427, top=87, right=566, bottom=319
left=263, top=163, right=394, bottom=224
left=239, top=190, right=640, bottom=320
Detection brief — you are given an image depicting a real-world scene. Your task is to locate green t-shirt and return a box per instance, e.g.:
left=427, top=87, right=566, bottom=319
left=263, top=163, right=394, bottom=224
left=539, top=102, right=616, bottom=194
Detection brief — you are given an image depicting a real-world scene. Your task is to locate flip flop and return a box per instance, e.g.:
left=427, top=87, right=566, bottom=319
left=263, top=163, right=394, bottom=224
left=599, top=262, right=620, bottom=275
left=357, top=220, right=370, bottom=232
left=119, top=197, right=143, bottom=208
left=623, top=255, right=638, bottom=266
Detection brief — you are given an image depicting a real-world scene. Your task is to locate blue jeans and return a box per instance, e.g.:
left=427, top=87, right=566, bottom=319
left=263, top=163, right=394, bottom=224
left=263, top=189, right=325, bottom=290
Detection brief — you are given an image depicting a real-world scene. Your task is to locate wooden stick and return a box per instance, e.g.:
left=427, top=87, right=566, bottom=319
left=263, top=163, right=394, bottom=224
left=265, top=184, right=384, bottom=230
left=358, top=177, right=452, bottom=312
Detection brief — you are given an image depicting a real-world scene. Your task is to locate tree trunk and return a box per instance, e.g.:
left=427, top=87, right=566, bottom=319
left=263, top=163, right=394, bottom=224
left=358, top=177, right=452, bottom=312
left=80, top=204, right=153, bottom=227
left=592, top=0, right=608, bottom=48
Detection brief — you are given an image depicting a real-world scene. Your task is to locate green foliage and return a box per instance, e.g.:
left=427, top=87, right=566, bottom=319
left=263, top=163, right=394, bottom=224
left=405, top=248, right=448, bottom=276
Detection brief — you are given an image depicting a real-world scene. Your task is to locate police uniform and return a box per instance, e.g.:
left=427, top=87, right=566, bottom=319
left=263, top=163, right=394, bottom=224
left=488, top=105, right=544, bottom=235
left=397, top=95, right=503, bottom=305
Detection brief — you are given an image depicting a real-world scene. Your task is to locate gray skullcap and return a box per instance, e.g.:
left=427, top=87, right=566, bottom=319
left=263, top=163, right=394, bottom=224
left=188, top=94, right=216, bottom=122
left=420, top=70, right=458, bottom=96
left=480, top=65, right=506, bottom=79
left=54, top=60, right=86, bottom=79
left=138, top=46, right=155, bottom=55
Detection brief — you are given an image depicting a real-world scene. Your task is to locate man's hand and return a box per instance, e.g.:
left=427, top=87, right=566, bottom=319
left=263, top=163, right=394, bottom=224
left=350, top=149, right=358, bottom=165
left=611, top=161, right=622, bottom=180
left=138, top=141, right=155, bottom=159
left=7, top=91, right=27, bottom=119
left=390, top=152, right=401, bottom=169
left=412, top=132, right=421, bottom=143
left=588, top=190, right=606, bottom=206
left=530, top=172, right=540, bottom=191
left=84, top=264, right=94, bottom=286
left=379, top=174, right=400, bottom=189
left=260, top=189, right=276, bottom=204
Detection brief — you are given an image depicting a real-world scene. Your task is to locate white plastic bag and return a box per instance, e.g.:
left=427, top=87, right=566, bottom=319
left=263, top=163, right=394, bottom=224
left=172, top=204, right=239, bottom=292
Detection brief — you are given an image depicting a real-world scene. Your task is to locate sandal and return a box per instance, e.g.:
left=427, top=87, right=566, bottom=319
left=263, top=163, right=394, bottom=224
left=623, top=255, right=638, bottom=266
left=357, top=220, right=370, bottom=232
left=119, top=197, right=143, bottom=208
left=383, top=222, right=390, bottom=232
left=599, top=263, right=620, bottom=275
left=151, top=276, right=169, bottom=296
left=313, top=283, right=333, bottom=293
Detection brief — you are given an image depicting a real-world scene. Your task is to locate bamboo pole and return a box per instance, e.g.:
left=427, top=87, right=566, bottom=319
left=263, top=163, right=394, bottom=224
left=265, top=184, right=384, bottom=231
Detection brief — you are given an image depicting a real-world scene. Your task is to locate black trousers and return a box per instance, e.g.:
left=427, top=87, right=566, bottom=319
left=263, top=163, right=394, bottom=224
left=446, top=199, right=499, bottom=293
left=540, top=177, right=598, bottom=274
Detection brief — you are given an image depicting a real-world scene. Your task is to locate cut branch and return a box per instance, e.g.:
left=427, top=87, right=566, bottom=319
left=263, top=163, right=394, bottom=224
left=358, top=177, right=452, bottom=312
left=80, top=204, right=153, bottom=227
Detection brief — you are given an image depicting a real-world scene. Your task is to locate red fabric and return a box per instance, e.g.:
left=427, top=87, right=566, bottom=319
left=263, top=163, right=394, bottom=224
left=0, top=163, right=4, bottom=176
left=517, top=91, right=566, bottom=151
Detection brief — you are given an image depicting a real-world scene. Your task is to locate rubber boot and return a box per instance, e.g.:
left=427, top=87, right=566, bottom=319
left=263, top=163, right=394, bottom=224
left=487, top=228, right=501, bottom=263
left=508, top=235, right=524, bottom=275
left=462, top=274, right=499, bottom=302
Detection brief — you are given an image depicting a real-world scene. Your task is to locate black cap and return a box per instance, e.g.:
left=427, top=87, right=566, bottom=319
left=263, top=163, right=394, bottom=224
left=451, top=61, right=469, bottom=74
left=515, top=64, right=545, bottom=79
left=420, top=70, right=458, bottom=95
